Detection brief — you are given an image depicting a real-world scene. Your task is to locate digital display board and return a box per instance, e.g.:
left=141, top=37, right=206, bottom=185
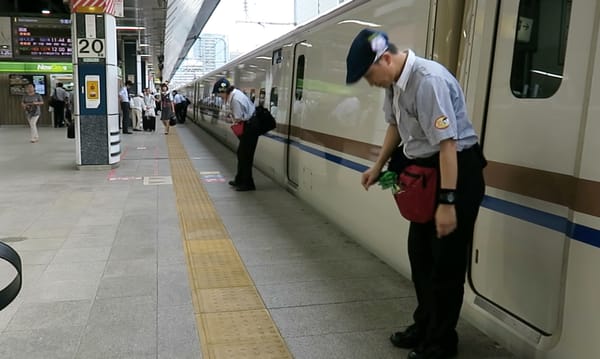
left=12, top=17, right=72, bottom=59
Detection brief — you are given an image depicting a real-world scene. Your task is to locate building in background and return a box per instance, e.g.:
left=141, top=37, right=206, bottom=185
left=193, top=34, right=229, bottom=73
left=171, top=34, right=229, bottom=88
left=173, top=0, right=337, bottom=88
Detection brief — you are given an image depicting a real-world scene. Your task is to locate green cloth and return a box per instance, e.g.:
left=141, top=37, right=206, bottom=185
left=378, top=171, right=400, bottom=193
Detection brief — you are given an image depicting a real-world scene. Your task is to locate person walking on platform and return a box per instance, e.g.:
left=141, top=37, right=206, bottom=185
left=213, top=77, right=258, bottom=192
left=159, top=83, right=175, bottom=135
left=51, top=82, right=68, bottom=128
left=346, top=29, right=487, bottom=359
left=21, top=83, right=43, bottom=143
left=119, top=80, right=133, bottom=134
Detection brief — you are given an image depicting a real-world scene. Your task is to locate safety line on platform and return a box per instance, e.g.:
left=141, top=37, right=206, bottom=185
left=166, top=129, right=293, bottom=359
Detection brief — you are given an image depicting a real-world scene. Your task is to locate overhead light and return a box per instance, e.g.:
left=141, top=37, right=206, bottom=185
left=530, top=69, right=563, bottom=79
left=116, top=26, right=146, bottom=30
left=139, top=54, right=152, bottom=57
left=139, top=44, right=150, bottom=47
left=256, top=56, right=271, bottom=60
left=337, top=20, right=381, bottom=27
left=41, top=9, right=51, bottom=15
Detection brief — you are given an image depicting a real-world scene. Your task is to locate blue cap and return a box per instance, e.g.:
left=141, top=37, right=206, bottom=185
left=212, top=77, right=230, bottom=94
left=345, top=29, right=389, bottom=84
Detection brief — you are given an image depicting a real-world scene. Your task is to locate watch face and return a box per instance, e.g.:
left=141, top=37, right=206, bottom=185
left=447, top=192, right=455, bottom=202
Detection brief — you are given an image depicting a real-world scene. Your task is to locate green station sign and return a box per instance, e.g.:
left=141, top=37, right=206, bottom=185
left=0, top=62, right=73, bottom=73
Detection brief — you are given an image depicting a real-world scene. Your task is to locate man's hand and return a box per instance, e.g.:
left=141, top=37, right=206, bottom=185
left=361, top=166, right=383, bottom=191
left=435, top=204, right=456, bottom=238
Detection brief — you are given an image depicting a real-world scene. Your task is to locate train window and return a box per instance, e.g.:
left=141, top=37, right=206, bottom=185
left=272, top=49, right=283, bottom=65
left=510, top=0, right=572, bottom=98
left=295, top=55, right=305, bottom=101
left=270, top=87, right=278, bottom=107
left=259, top=88, right=266, bottom=107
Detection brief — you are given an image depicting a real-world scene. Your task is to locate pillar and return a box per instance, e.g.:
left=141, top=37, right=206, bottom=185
left=71, top=0, right=120, bottom=168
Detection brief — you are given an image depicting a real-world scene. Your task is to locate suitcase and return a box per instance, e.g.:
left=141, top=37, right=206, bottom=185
left=67, top=122, right=75, bottom=139
left=143, top=116, right=156, bottom=131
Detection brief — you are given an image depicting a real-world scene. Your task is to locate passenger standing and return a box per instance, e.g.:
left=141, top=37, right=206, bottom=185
left=172, top=90, right=186, bottom=123
left=21, top=83, right=43, bottom=143
left=159, top=83, right=175, bottom=135
left=213, top=77, right=258, bottom=191
left=143, top=88, right=156, bottom=131
left=52, top=82, right=68, bottom=128
left=130, top=93, right=145, bottom=131
left=119, top=80, right=133, bottom=134
left=346, top=29, right=486, bottom=359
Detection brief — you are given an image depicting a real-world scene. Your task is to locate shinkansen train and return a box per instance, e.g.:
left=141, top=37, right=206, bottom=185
left=179, top=0, right=600, bottom=358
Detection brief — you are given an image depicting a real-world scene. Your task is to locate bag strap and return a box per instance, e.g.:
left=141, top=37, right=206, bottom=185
left=0, top=241, right=22, bottom=310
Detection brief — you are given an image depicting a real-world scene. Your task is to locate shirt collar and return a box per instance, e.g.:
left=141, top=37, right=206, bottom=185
left=395, top=49, right=415, bottom=91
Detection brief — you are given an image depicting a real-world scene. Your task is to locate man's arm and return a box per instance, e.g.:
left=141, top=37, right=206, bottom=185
left=361, top=124, right=401, bottom=190
left=436, top=139, right=458, bottom=237
left=438, top=139, right=457, bottom=190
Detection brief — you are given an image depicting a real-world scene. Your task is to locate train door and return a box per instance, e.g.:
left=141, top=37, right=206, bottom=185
left=286, top=41, right=308, bottom=187
left=470, top=0, right=589, bottom=338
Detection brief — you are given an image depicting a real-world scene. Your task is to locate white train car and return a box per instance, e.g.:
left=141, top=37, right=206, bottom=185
left=182, top=0, right=600, bottom=358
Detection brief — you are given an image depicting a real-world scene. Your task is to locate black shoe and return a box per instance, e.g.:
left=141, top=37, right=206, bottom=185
left=228, top=180, right=238, bottom=187
left=390, top=324, right=422, bottom=349
left=235, top=185, right=256, bottom=192
left=133, top=128, right=142, bottom=131
left=407, top=345, right=457, bottom=359
left=123, top=131, right=132, bottom=134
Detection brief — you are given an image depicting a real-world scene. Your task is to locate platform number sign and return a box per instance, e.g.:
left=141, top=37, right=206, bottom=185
left=77, top=38, right=105, bottom=58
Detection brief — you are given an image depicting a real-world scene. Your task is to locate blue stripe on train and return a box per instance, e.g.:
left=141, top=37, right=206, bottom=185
left=264, top=133, right=600, bottom=247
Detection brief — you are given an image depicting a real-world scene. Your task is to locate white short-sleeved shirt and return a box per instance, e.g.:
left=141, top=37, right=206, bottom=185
left=383, top=50, right=478, bottom=159
left=228, top=89, right=255, bottom=121
left=119, top=86, right=130, bottom=103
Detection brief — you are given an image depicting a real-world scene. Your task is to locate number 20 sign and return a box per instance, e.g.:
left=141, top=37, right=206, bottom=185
left=77, top=38, right=105, bottom=58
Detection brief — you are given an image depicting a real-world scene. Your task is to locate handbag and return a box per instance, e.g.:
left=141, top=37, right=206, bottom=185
left=253, top=106, right=276, bottom=135
left=393, top=164, right=438, bottom=223
left=231, top=121, right=244, bottom=137
left=169, top=114, right=177, bottom=126
left=0, top=241, right=22, bottom=310
left=49, top=89, right=60, bottom=108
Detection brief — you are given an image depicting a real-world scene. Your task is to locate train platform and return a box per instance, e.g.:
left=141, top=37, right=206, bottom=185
left=0, top=123, right=516, bottom=359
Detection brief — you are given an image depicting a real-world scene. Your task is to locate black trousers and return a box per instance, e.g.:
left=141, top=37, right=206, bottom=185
left=120, top=102, right=131, bottom=132
left=234, top=123, right=260, bottom=187
left=53, top=101, right=65, bottom=127
left=407, top=145, right=486, bottom=349
left=175, top=103, right=186, bottom=123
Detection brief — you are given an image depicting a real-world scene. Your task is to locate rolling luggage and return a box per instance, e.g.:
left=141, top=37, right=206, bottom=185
left=67, top=122, right=75, bottom=138
left=143, top=116, right=156, bottom=131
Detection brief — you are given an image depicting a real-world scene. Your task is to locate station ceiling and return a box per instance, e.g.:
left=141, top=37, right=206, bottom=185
left=2, top=0, right=220, bottom=81
left=110, top=0, right=221, bottom=81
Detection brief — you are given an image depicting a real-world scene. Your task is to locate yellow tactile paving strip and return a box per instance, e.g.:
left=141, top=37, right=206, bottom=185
left=166, top=129, right=293, bottom=359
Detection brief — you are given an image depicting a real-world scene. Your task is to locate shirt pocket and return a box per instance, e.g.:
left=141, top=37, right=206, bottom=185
left=400, top=109, right=427, bottom=141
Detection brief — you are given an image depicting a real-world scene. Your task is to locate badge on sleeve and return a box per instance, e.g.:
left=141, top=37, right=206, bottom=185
left=434, top=116, right=450, bottom=129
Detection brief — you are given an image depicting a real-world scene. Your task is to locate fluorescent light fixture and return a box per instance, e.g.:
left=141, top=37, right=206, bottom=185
left=300, top=42, right=312, bottom=48
left=116, top=26, right=146, bottom=30
left=139, top=44, right=150, bottom=47
left=337, top=20, right=381, bottom=27
left=530, top=69, right=563, bottom=79
left=256, top=56, right=271, bottom=60
left=41, top=9, right=51, bottom=14
left=139, top=54, right=152, bottom=57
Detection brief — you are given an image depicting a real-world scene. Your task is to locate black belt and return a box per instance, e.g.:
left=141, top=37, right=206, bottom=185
left=0, top=242, right=22, bottom=311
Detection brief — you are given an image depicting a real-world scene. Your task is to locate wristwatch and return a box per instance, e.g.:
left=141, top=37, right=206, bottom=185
left=439, top=189, right=457, bottom=205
